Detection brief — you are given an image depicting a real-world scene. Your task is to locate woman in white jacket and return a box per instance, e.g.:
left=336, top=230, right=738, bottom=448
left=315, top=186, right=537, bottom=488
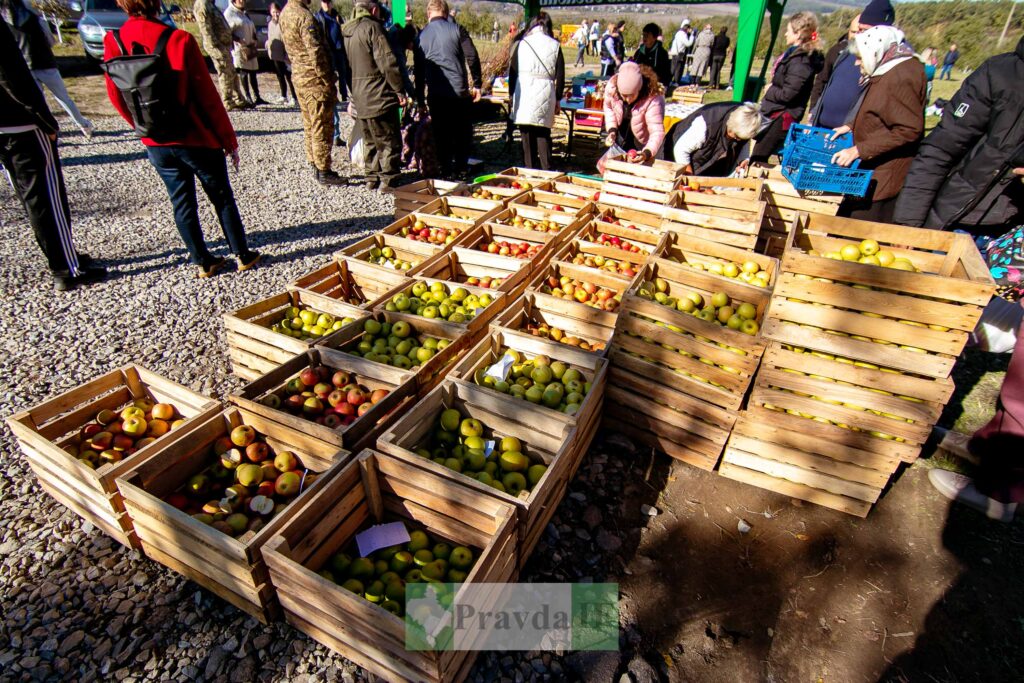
left=689, top=24, right=715, bottom=84
left=509, top=12, right=565, bottom=170
left=225, top=0, right=265, bottom=105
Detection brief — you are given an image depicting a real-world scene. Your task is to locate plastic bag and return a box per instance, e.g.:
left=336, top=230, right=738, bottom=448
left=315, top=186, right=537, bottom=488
left=596, top=142, right=625, bottom=175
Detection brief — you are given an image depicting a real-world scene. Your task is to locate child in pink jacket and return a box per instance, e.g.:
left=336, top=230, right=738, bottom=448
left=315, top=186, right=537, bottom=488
left=603, top=61, right=667, bottom=162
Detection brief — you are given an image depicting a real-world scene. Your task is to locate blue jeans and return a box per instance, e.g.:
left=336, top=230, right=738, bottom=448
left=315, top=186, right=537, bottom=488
left=146, top=145, right=250, bottom=266
left=940, top=64, right=953, bottom=80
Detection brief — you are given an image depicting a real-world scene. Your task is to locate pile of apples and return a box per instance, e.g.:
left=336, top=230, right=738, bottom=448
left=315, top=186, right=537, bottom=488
left=569, top=251, right=639, bottom=279
left=472, top=179, right=529, bottom=200
left=636, top=279, right=760, bottom=335
left=166, top=425, right=314, bottom=537
left=342, top=318, right=450, bottom=369
left=365, top=245, right=416, bottom=271
left=477, top=239, right=543, bottom=260
left=398, top=218, right=460, bottom=246
left=600, top=214, right=645, bottom=231
left=414, top=407, right=547, bottom=496
left=472, top=350, right=591, bottom=416
left=539, top=275, right=621, bottom=312
left=590, top=232, right=645, bottom=254
left=521, top=321, right=605, bottom=352
left=271, top=305, right=356, bottom=341
left=464, top=274, right=504, bottom=290
left=495, top=214, right=564, bottom=234
left=683, top=180, right=720, bottom=194
left=383, top=281, right=494, bottom=324
left=67, top=399, right=184, bottom=469
left=259, top=365, right=389, bottom=429
left=669, top=255, right=771, bottom=288
left=814, top=239, right=918, bottom=271
left=319, top=526, right=479, bottom=616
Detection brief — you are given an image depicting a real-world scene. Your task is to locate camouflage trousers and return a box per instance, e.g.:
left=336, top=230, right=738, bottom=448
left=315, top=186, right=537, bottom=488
left=295, top=85, right=337, bottom=172
left=209, top=48, right=247, bottom=108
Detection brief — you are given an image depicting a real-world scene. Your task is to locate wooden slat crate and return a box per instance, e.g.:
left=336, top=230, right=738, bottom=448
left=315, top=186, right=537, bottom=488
left=671, top=88, right=706, bottom=105
left=593, top=201, right=667, bottom=234
left=600, top=157, right=685, bottom=206
left=320, top=311, right=476, bottom=395
left=468, top=175, right=550, bottom=202
left=577, top=212, right=665, bottom=253
left=483, top=204, right=591, bottom=250
left=661, top=180, right=768, bottom=250
left=336, top=222, right=451, bottom=276
left=414, top=247, right=532, bottom=299
left=6, top=366, right=220, bottom=548
left=230, top=346, right=419, bottom=451
left=452, top=221, right=564, bottom=277
left=496, top=167, right=566, bottom=182
left=377, top=380, right=581, bottom=567
left=528, top=259, right=629, bottom=319
left=549, top=175, right=603, bottom=203
left=762, top=214, right=995, bottom=379
left=448, top=328, right=608, bottom=432
left=415, top=195, right=504, bottom=226
left=373, top=276, right=506, bottom=336
left=745, top=164, right=843, bottom=254
left=385, top=179, right=468, bottom=219
left=654, top=231, right=779, bottom=290
left=224, top=290, right=366, bottom=382
left=507, top=188, right=595, bottom=219
left=552, top=237, right=645, bottom=287
left=262, top=449, right=518, bottom=683
left=492, top=292, right=614, bottom=356
left=116, top=406, right=350, bottom=621
left=290, top=257, right=410, bottom=310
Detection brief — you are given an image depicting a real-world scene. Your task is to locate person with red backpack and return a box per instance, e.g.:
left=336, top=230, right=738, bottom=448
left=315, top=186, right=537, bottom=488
left=102, top=0, right=261, bottom=278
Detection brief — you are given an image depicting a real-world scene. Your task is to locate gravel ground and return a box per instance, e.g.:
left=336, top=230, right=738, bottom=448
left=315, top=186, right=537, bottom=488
left=0, top=106, right=642, bottom=682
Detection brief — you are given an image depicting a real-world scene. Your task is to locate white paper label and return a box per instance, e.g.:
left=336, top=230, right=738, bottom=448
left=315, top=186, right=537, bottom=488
left=485, top=356, right=514, bottom=382
left=382, top=260, right=396, bottom=270
left=355, top=521, right=411, bottom=558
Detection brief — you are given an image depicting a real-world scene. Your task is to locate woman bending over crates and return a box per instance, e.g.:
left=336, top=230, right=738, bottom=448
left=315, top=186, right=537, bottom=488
left=829, top=25, right=926, bottom=223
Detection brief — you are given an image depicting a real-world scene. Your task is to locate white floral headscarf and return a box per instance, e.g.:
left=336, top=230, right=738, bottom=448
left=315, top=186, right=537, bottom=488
left=850, top=25, right=915, bottom=80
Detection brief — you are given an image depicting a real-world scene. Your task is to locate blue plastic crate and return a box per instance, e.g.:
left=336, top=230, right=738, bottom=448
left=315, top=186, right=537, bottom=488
left=782, top=163, right=872, bottom=197
left=785, top=124, right=854, bottom=153
left=779, top=124, right=870, bottom=196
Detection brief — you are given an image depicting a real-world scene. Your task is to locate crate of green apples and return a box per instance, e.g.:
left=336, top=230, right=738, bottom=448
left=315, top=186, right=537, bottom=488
left=262, top=449, right=517, bottom=683
left=374, top=277, right=505, bottom=335
left=290, top=256, right=410, bottom=310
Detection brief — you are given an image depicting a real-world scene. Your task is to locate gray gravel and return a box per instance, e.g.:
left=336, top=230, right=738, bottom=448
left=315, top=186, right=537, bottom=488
left=0, top=107, right=644, bottom=682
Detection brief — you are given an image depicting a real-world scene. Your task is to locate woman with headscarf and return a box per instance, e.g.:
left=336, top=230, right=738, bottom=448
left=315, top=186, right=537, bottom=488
left=831, top=24, right=925, bottom=222
left=602, top=61, right=667, bottom=164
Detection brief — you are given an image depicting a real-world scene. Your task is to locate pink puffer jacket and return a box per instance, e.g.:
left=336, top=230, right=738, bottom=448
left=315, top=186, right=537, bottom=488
left=603, top=75, right=666, bottom=156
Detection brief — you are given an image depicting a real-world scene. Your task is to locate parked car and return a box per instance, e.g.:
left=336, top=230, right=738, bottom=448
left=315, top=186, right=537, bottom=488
left=77, top=0, right=178, bottom=61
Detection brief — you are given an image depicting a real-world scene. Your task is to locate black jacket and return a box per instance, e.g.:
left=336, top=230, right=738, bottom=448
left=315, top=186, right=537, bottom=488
left=760, top=46, right=823, bottom=121
left=1, top=0, right=56, bottom=70
left=414, top=16, right=481, bottom=102
left=341, top=9, right=404, bottom=118
left=633, top=41, right=670, bottom=88
left=667, top=102, right=744, bottom=175
left=0, top=19, right=58, bottom=134
left=808, top=37, right=845, bottom=119
left=893, top=35, right=1024, bottom=229
left=711, top=33, right=730, bottom=58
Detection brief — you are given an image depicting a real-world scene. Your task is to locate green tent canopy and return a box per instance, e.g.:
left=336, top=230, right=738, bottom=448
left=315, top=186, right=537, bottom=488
left=390, top=0, right=789, bottom=101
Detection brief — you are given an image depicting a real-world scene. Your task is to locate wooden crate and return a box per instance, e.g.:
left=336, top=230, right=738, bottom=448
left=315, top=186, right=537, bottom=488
left=336, top=223, right=449, bottom=276
left=593, top=200, right=667, bottom=233
left=224, top=290, right=366, bottom=382
left=483, top=204, right=591, bottom=249
left=378, top=381, right=582, bottom=566
left=496, top=167, right=566, bottom=182
left=414, top=247, right=531, bottom=299
left=373, top=276, right=506, bottom=336
left=600, top=157, right=684, bottom=205
left=507, top=188, right=595, bottom=219
left=492, top=292, right=614, bottom=356
left=115, top=406, right=350, bottom=621
left=549, top=175, right=603, bottom=203
left=468, top=175, right=548, bottom=202
left=577, top=212, right=665, bottom=253
left=661, top=181, right=768, bottom=250
left=262, top=449, right=518, bottom=683
left=6, top=366, right=219, bottom=548
left=290, top=257, right=410, bottom=310
left=745, top=164, right=843, bottom=253
left=385, top=179, right=469, bottom=219
left=654, top=231, right=779, bottom=290
left=671, top=88, right=706, bottom=105
left=230, top=346, right=419, bottom=451
left=321, top=311, right=476, bottom=395
left=528, top=259, right=629, bottom=320
left=453, top=221, right=563, bottom=277
left=415, top=195, right=504, bottom=226
left=551, top=237, right=645, bottom=287
left=762, top=214, right=995, bottom=379
left=448, top=328, right=608, bottom=431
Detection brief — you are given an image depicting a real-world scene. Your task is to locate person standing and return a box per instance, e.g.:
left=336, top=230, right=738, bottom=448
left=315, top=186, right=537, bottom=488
left=709, top=27, right=730, bottom=89
left=572, top=21, right=587, bottom=67
left=267, top=3, right=296, bottom=105
left=193, top=0, right=248, bottom=110
left=509, top=11, right=563, bottom=170
left=225, top=0, right=263, bottom=106
left=0, top=20, right=105, bottom=290
left=893, top=35, right=1024, bottom=234
left=603, top=62, right=666, bottom=162
left=588, top=20, right=599, bottom=57
left=808, top=0, right=895, bottom=129
left=103, top=0, right=261, bottom=277
left=829, top=25, right=925, bottom=223
left=281, top=0, right=346, bottom=185
left=599, top=22, right=620, bottom=77
left=317, top=0, right=349, bottom=104
left=669, top=19, right=693, bottom=86
left=492, top=19, right=499, bottom=43
left=750, top=12, right=823, bottom=162
left=940, top=42, right=959, bottom=80
left=689, top=23, right=714, bottom=85
left=633, top=22, right=670, bottom=88
left=342, top=0, right=405, bottom=189
left=414, top=0, right=482, bottom=179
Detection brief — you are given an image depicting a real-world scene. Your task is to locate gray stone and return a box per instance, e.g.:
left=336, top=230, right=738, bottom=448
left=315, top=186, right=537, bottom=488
left=626, top=656, right=659, bottom=683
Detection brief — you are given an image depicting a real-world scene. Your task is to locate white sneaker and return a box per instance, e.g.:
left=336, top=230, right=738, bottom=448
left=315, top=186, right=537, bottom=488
left=932, top=426, right=980, bottom=465
left=928, top=469, right=1018, bottom=522
left=81, top=120, right=95, bottom=139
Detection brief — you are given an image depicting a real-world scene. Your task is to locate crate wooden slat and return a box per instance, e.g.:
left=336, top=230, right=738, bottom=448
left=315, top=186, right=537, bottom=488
left=496, top=167, right=566, bottom=182
left=452, top=221, right=565, bottom=277
left=115, top=406, right=350, bottom=621
left=745, top=164, right=843, bottom=255
left=671, top=88, right=706, bottom=105
left=290, top=257, right=410, bottom=310
left=528, top=259, right=629, bottom=320
left=600, top=157, right=684, bottom=206
left=549, top=175, right=603, bottom=203
left=230, top=346, right=418, bottom=451
left=762, top=214, right=995, bottom=378
left=336, top=223, right=449, bottom=276
left=378, top=381, right=582, bottom=568
left=492, top=292, right=613, bottom=356
left=414, top=247, right=531, bottom=299
left=385, top=179, right=469, bottom=219
left=468, top=175, right=551, bottom=203
left=576, top=212, right=665, bottom=255
left=551, top=238, right=646, bottom=287
left=373, top=276, right=506, bottom=336
left=507, top=189, right=595, bottom=219
left=654, top=231, right=779, bottom=290
left=483, top=205, right=591, bottom=250
left=224, top=290, right=366, bottom=382
left=262, top=449, right=518, bottom=683
left=6, top=366, right=220, bottom=548
left=415, top=195, right=505, bottom=226
left=661, top=182, right=768, bottom=250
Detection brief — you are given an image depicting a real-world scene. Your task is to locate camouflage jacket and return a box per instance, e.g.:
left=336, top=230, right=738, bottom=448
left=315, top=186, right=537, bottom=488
left=280, top=0, right=334, bottom=90
left=193, top=0, right=233, bottom=52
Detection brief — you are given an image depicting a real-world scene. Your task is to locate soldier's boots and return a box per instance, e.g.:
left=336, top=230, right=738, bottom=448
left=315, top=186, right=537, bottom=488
left=316, top=169, right=349, bottom=186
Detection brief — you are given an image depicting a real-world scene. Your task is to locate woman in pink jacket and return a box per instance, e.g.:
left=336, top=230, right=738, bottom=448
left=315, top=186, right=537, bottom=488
left=603, top=61, right=666, bottom=162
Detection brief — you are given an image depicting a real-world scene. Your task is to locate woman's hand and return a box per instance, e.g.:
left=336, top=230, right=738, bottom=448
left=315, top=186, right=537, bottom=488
left=228, top=148, right=240, bottom=171
left=830, top=125, right=852, bottom=140
left=627, top=149, right=652, bottom=164
left=604, top=130, right=617, bottom=147
left=831, top=145, right=860, bottom=167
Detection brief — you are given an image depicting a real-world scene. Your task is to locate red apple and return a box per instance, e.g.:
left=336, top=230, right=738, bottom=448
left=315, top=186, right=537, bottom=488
left=299, top=368, right=319, bottom=387
left=246, top=442, right=269, bottom=463
left=323, top=414, right=343, bottom=428
left=346, top=389, right=366, bottom=406
left=332, top=370, right=351, bottom=388
left=370, top=389, right=389, bottom=404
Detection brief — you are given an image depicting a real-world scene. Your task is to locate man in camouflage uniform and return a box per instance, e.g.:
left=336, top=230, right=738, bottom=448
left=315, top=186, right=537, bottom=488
left=193, top=0, right=248, bottom=110
left=280, top=0, right=347, bottom=186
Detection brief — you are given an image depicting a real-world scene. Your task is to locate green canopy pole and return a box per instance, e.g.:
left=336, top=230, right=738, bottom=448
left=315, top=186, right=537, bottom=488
left=392, top=0, right=406, bottom=25
left=523, top=0, right=540, bottom=20
left=758, top=0, right=785, bottom=87
left=733, top=0, right=768, bottom=101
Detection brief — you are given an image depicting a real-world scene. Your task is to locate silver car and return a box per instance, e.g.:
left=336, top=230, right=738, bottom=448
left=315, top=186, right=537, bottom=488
left=77, top=0, right=178, bottom=61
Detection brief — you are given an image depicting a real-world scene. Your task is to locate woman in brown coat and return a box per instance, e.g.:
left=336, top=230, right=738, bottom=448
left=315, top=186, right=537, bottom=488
left=831, top=25, right=925, bottom=222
